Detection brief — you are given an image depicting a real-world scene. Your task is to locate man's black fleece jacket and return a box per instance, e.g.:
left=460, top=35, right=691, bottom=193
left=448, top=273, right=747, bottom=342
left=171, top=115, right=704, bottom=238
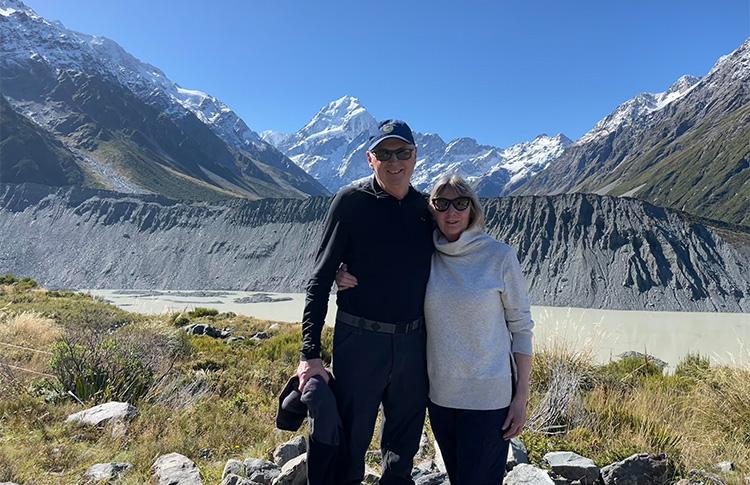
left=300, top=176, right=434, bottom=360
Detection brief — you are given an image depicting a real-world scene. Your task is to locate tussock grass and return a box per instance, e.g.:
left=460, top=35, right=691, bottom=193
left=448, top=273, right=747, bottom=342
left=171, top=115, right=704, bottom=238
left=0, top=283, right=748, bottom=483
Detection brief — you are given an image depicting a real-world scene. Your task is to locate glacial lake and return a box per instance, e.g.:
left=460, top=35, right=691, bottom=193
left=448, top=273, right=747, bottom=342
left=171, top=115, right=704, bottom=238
left=83, top=289, right=750, bottom=370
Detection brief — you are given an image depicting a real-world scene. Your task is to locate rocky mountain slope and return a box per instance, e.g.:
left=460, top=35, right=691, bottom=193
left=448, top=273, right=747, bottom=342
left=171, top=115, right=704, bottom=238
left=518, top=39, right=750, bottom=227
left=0, top=0, right=327, bottom=199
left=2, top=182, right=748, bottom=312
left=262, top=96, right=571, bottom=194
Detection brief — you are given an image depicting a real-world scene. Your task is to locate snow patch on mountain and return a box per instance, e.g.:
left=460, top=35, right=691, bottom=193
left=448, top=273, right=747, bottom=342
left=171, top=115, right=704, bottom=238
left=262, top=96, right=572, bottom=194
left=576, top=75, right=700, bottom=145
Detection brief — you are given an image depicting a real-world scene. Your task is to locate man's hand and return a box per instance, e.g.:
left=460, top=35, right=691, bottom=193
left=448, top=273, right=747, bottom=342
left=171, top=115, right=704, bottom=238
left=335, top=264, right=358, bottom=290
left=296, top=358, right=329, bottom=391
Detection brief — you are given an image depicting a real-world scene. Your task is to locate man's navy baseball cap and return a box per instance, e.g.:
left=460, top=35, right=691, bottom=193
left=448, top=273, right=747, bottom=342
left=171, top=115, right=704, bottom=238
left=367, top=119, right=416, bottom=151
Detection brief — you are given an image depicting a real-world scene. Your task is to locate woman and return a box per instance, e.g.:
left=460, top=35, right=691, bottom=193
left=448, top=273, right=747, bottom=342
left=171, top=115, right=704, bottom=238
left=336, top=174, right=533, bottom=485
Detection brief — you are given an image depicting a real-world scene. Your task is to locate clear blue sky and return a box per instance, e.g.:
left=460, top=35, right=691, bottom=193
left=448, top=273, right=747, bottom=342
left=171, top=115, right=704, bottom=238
left=27, top=0, right=750, bottom=147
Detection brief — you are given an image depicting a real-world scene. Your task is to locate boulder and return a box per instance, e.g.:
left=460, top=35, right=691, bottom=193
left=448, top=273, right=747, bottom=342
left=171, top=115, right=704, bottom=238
left=543, top=451, right=599, bottom=484
left=84, top=462, right=132, bottom=482
left=183, top=323, right=230, bottom=339
left=505, top=464, right=555, bottom=484
left=363, top=465, right=381, bottom=484
left=65, top=401, right=138, bottom=427
left=273, top=436, right=307, bottom=467
left=152, top=453, right=202, bottom=485
left=220, top=475, right=255, bottom=485
left=432, top=438, right=447, bottom=474
left=506, top=437, right=530, bottom=471
left=675, top=469, right=727, bottom=485
left=271, top=453, right=307, bottom=485
left=714, top=461, right=734, bottom=473
left=616, top=351, right=668, bottom=369
left=414, top=472, right=449, bottom=484
left=251, top=331, right=270, bottom=341
left=601, top=453, right=669, bottom=485
left=244, top=457, right=281, bottom=484
left=223, top=459, right=243, bottom=478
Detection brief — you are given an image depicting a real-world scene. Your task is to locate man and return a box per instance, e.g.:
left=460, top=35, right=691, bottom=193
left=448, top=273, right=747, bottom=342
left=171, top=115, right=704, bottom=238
left=297, top=119, right=434, bottom=485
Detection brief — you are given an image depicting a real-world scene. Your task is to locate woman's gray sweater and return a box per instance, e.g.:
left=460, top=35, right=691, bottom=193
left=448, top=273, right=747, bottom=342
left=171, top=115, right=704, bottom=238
left=424, top=228, right=534, bottom=410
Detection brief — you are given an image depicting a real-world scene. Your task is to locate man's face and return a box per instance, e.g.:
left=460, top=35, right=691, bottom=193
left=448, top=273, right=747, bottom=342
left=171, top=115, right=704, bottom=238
left=366, top=138, right=417, bottom=192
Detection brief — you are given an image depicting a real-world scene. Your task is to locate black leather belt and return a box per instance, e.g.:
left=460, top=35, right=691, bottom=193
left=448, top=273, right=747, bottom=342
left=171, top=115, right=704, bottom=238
left=336, top=310, right=424, bottom=335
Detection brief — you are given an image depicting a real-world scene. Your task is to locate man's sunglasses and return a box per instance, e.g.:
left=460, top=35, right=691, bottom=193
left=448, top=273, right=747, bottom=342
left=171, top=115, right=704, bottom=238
left=371, top=147, right=414, bottom=162
left=431, top=197, right=471, bottom=212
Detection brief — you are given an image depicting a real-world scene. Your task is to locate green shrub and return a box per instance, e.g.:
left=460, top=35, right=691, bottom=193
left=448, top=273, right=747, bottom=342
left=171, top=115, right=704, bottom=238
left=169, top=312, right=190, bottom=326
left=674, top=353, right=710, bottom=380
left=49, top=324, right=184, bottom=404
left=188, top=307, right=219, bottom=318
left=14, top=277, right=38, bottom=291
left=597, top=355, right=664, bottom=387
left=0, top=273, right=17, bottom=285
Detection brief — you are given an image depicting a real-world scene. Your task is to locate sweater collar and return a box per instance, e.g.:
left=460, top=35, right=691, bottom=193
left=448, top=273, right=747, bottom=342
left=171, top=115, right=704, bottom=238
left=433, top=227, right=488, bottom=256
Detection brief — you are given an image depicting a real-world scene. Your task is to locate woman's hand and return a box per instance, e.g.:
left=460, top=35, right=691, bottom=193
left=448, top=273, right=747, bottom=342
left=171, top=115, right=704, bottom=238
left=335, top=264, right=358, bottom=291
left=502, top=391, right=528, bottom=440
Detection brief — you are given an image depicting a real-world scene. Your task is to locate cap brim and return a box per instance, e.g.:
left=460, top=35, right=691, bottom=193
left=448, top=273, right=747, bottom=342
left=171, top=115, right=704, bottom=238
left=367, top=135, right=414, bottom=151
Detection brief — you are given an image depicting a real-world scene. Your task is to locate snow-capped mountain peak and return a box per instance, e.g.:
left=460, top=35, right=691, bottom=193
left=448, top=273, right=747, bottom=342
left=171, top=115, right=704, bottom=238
left=0, top=0, right=263, bottom=148
left=299, top=95, right=376, bottom=141
left=262, top=95, right=572, bottom=195
left=576, top=74, right=700, bottom=145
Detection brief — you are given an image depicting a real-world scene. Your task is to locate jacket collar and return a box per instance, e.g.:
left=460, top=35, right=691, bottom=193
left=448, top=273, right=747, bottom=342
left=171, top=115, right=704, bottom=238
left=369, top=175, right=420, bottom=200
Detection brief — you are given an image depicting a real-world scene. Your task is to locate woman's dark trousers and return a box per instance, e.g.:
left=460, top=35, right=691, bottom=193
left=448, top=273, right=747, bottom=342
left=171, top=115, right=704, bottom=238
left=428, top=401, right=511, bottom=485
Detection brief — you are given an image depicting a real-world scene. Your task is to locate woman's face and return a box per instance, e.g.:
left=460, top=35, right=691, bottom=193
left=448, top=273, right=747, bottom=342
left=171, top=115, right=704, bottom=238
left=431, top=186, right=472, bottom=242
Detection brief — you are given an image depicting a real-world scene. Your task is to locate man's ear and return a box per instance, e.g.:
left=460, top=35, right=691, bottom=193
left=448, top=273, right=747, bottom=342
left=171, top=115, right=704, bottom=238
left=366, top=151, right=375, bottom=170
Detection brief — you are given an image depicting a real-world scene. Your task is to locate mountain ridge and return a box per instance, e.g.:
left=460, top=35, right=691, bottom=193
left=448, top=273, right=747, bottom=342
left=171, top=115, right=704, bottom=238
left=2, top=182, right=747, bottom=312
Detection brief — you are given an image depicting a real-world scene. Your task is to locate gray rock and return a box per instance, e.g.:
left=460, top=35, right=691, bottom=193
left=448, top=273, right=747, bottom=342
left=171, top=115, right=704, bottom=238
left=0, top=482, right=21, bottom=485
left=269, top=324, right=281, bottom=332
left=714, top=461, right=734, bottom=473
left=182, top=323, right=231, bottom=339
left=223, top=459, right=243, bottom=478
left=506, top=437, right=530, bottom=471
left=363, top=465, right=380, bottom=484
left=616, top=351, right=668, bottom=369
left=544, top=451, right=599, bottom=484
left=65, top=401, right=138, bottom=427
left=676, top=469, right=727, bottom=485
left=601, top=453, right=669, bottom=485
left=432, top=438, right=447, bottom=474
left=271, top=453, right=306, bottom=485
left=84, top=462, right=132, bottom=482
left=220, top=475, right=256, bottom=485
left=416, top=430, right=430, bottom=460
left=505, top=464, right=556, bottom=484
left=414, top=472, right=449, bottom=485
left=151, top=453, right=202, bottom=485
left=244, top=457, right=281, bottom=484
left=273, top=436, right=307, bottom=467
left=251, top=331, right=270, bottom=341
left=412, top=459, right=439, bottom=477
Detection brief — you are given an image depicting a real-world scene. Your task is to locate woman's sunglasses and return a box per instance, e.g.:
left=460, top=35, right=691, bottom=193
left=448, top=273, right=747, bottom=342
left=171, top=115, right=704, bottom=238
left=431, top=197, right=471, bottom=212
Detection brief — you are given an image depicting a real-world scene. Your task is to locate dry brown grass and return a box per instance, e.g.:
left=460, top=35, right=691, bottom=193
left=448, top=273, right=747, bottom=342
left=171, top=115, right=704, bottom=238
left=0, top=311, right=62, bottom=375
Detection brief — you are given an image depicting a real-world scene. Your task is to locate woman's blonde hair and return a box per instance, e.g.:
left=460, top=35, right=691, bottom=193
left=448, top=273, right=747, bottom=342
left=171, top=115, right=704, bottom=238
left=429, top=174, right=485, bottom=230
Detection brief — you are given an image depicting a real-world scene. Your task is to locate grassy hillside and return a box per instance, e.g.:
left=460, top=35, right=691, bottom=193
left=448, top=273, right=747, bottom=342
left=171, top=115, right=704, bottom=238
left=0, top=278, right=748, bottom=483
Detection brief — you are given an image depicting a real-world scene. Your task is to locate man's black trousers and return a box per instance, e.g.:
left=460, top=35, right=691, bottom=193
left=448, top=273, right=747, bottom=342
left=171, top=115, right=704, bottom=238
left=330, top=320, right=428, bottom=485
